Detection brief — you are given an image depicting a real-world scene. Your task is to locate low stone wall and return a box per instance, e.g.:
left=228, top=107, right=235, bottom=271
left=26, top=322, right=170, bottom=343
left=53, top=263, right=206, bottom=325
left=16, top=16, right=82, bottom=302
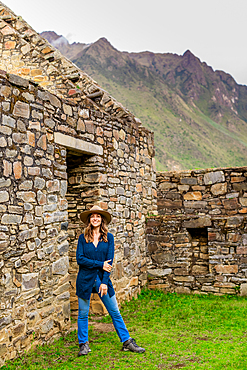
left=157, top=167, right=247, bottom=216
left=146, top=167, right=247, bottom=296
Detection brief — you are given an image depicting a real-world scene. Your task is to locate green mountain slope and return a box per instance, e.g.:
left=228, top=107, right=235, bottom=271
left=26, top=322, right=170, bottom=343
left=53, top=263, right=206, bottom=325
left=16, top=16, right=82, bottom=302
left=41, top=33, right=247, bottom=171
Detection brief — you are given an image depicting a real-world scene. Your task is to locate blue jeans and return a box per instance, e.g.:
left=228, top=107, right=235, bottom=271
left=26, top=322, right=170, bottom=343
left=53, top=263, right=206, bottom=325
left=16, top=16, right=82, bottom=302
left=77, top=276, right=130, bottom=344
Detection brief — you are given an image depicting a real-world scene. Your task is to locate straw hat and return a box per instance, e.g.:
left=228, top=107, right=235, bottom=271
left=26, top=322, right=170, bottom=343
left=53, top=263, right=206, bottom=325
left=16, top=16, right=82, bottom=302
left=80, top=205, right=112, bottom=224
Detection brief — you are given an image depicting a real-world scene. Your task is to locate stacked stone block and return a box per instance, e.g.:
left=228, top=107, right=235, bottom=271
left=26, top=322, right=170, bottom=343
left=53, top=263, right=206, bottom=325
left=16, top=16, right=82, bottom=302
left=146, top=167, right=247, bottom=296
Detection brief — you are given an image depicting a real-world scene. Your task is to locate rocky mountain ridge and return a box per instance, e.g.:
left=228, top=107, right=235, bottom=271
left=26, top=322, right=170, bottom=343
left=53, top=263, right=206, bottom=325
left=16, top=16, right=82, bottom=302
left=40, top=31, right=247, bottom=170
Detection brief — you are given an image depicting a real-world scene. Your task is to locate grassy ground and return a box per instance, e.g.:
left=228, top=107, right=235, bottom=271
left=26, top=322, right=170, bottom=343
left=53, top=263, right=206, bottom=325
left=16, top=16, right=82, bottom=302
left=2, top=290, right=247, bottom=369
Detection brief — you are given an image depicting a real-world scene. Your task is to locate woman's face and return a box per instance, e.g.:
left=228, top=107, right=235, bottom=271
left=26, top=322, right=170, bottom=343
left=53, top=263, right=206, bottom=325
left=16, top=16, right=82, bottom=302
left=89, top=213, right=102, bottom=228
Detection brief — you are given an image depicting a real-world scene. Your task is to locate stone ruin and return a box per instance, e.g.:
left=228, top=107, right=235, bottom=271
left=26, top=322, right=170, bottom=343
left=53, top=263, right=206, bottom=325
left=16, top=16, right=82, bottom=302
left=146, top=168, right=247, bottom=295
left=0, top=2, right=156, bottom=364
left=0, top=1, right=246, bottom=366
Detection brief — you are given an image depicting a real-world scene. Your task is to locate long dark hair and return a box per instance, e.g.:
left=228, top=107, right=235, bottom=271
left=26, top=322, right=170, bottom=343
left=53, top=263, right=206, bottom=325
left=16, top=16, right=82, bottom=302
left=84, top=214, right=108, bottom=243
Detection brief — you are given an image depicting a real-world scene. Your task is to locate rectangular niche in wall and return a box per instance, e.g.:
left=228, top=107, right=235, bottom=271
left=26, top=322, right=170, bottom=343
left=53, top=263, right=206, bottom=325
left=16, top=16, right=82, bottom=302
left=187, top=228, right=209, bottom=276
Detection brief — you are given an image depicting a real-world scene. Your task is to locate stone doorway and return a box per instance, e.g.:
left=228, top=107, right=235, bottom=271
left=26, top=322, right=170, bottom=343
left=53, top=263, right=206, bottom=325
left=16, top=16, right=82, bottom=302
left=66, top=151, right=107, bottom=318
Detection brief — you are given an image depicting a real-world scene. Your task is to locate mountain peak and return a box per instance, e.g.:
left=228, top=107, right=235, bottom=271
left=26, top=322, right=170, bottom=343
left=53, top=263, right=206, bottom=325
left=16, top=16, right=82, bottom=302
left=41, top=31, right=63, bottom=44
left=93, top=37, right=117, bottom=51
left=183, top=49, right=195, bottom=57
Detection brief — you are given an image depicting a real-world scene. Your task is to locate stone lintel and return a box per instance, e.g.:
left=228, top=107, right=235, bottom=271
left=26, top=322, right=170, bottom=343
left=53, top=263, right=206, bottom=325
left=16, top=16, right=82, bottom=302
left=54, top=132, right=103, bottom=156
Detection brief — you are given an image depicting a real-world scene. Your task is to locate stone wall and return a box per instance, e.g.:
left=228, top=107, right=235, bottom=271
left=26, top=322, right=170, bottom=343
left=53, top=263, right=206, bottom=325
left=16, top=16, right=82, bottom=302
left=0, top=72, right=156, bottom=365
left=146, top=167, right=247, bottom=296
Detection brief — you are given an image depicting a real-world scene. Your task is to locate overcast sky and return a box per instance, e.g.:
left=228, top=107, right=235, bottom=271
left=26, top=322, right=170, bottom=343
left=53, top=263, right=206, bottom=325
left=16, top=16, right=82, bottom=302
left=3, top=0, right=247, bottom=85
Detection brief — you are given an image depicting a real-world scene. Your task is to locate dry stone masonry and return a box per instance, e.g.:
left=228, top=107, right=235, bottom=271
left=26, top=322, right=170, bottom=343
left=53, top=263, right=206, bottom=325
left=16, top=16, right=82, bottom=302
left=146, top=167, right=247, bottom=296
left=0, top=60, right=155, bottom=366
left=0, top=2, right=157, bottom=365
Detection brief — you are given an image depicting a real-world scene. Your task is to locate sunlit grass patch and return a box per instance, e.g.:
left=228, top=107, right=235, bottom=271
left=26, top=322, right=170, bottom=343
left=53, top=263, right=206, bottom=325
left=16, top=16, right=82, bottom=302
left=2, top=290, right=247, bottom=369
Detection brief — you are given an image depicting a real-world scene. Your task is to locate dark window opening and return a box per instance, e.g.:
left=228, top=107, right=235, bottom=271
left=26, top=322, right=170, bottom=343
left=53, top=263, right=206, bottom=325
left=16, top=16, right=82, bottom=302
left=187, top=227, right=208, bottom=241
left=187, top=228, right=209, bottom=276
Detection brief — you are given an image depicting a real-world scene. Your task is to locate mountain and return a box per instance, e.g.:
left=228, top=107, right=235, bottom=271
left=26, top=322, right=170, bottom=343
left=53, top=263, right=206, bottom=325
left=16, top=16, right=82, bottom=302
left=40, top=31, right=90, bottom=61
left=40, top=32, right=247, bottom=171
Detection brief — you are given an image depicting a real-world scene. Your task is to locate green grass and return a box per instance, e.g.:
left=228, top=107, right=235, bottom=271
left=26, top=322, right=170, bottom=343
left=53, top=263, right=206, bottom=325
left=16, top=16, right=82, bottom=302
left=2, top=290, right=247, bottom=369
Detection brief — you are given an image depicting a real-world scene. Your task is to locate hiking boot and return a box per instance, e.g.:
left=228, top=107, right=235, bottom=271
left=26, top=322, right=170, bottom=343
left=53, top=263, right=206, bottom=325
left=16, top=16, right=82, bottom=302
left=122, top=338, right=145, bottom=353
left=78, top=341, right=91, bottom=356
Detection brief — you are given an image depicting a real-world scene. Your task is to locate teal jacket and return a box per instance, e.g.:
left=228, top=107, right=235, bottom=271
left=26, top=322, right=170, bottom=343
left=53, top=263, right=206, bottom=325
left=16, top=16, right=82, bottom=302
left=76, top=232, right=115, bottom=300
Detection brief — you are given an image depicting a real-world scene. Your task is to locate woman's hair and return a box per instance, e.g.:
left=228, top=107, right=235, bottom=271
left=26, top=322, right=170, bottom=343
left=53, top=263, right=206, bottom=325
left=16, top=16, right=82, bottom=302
left=84, top=214, right=108, bottom=243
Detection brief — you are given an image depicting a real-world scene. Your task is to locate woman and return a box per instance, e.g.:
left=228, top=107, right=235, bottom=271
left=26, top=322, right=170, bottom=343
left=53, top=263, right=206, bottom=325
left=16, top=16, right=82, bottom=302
left=76, top=205, right=145, bottom=356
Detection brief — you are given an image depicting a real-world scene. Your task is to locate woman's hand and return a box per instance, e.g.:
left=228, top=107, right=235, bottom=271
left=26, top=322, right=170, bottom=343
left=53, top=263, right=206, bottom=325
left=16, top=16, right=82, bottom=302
left=103, top=259, right=112, bottom=272
left=99, top=283, right=108, bottom=297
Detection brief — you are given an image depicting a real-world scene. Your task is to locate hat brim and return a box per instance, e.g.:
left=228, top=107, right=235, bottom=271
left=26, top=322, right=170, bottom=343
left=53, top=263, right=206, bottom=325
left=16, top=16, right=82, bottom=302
left=80, top=209, right=111, bottom=224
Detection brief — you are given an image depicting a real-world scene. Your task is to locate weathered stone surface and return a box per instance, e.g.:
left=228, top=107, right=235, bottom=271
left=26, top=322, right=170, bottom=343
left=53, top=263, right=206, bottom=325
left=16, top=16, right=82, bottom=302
left=159, top=182, right=177, bottom=190
left=63, top=104, right=72, bottom=116
left=54, top=132, right=103, bottom=155
left=0, top=137, right=7, bottom=147
left=184, top=201, right=207, bottom=209
left=13, top=162, right=22, bottom=179
left=0, top=315, right=12, bottom=330
left=12, top=323, right=25, bottom=338
left=40, top=319, right=54, bottom=334
left=77, top=118, right=85, bottom=131
left=215, top=265, right=238, bottom=274
left=175, top=286, right=191, bottom=294
left=60, top=181, right=67, bottom=197
left=1, top=214, right=22, bottom=224
left=22, top=273, right=39, bottom=291
left=240, top=283, right=247, bottom=296
left=44, top=118, right=55, bottom=129
left=183, top=217, right=211, bottom=228
left=2, top=114, right=16, bottom=128
left=129, top=276, right=139, bottom=286
left=222, top=198, right=240, bottom=210
left=0, top=85, right=11, bottom=98
left=147, top=268, right=172, bottom=277
left=43, top=211, right=67, bottom=224
left=184, top=191, right=202, bottom=201
left=180, top=177, right=197, bottom=185
left=52, top=256, right=69, bottom=275
left=211, top=182, right=227, bottom=195
left=37, top=135, right=46, bottom=150
left=0, top=179, right=11, bottom=189
left=58, top=241, right=69, bottom=256
left=225, top=216, right=243, bottom=228
left=12, top=132, right=27, bottom=144
left=240, top=198, right=247, bottom=207
left=204, top=171, right=225, bottom=185
left=19, top=227, right=38, bottom=242
left=47, top=180, right=59, bottom=192
left=34, top=177, right=45, bottom=189
left=13, top=101, right=30, bottom=118
left=79, top=109, right=89, bottom=119
left=157, top=199, right=182, bottom=209
left=47, top=92, right=61, bottom=108
left=9, top=74, right=29, bottom=88
left=17, top=191, right=36, bottom=203
left=20, top=252, right=34, bottom=264
left=192, top=265, right=208, bottom=275
left=0, top=191, right=9, bottom=203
